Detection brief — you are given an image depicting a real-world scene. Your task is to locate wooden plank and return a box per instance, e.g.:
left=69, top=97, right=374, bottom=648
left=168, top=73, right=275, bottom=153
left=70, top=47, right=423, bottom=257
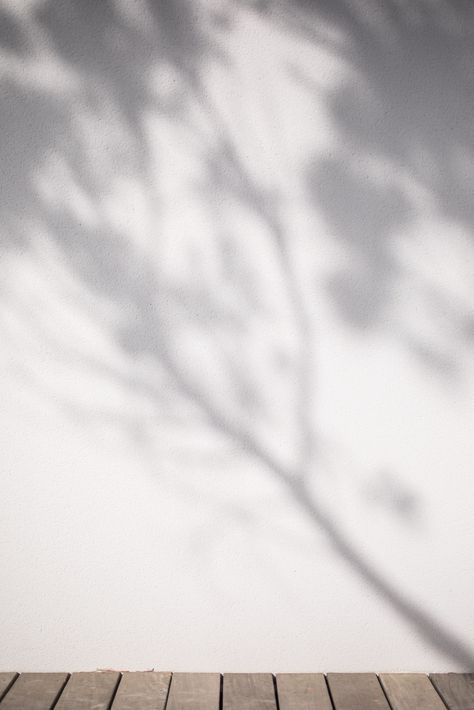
left=276, top=674, right=332, bottom=710
left=223, top=674, right=276, bottom=710
left=380, top=673, right=446, bottom=710
left=166, top=673, right=221, bottom=710
left=54, top=671, right=120, bottom=709
left=327, top=673, right=390, bottom=710
left=0, top=673, right=68, bottom=710
left=111, top=671, right=171, bottom=710
left=430, top=673, right=474, bottom=710
left=0, top=674, right=18, bottom=703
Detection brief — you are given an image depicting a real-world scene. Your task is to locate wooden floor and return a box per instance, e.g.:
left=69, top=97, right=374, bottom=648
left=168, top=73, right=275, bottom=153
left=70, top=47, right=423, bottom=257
left=0, top=672, right=473, bottom=709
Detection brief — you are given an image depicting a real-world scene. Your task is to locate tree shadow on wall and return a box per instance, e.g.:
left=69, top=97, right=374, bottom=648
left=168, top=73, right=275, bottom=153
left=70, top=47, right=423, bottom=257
left=1, top=0, right=473, bottom=666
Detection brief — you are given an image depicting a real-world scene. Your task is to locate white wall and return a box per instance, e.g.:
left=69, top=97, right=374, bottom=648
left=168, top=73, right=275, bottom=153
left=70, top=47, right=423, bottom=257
left=1, top=0, right=473, bottom=672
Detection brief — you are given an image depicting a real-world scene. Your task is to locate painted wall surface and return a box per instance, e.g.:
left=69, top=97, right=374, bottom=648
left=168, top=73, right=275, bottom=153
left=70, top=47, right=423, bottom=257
left=1, top=0, right=473, bottom=672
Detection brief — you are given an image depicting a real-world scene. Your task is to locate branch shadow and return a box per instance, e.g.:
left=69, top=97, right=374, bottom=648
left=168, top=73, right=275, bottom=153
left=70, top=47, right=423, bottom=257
left=1, top=0, right=473, bottom=667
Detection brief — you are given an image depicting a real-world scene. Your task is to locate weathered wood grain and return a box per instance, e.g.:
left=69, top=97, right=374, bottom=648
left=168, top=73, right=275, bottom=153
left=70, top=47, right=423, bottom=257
left=111, top=671, right=171, bottom=710
left=223, top=674, right=276, bottom=710
left=380, top=673, right=446, bottom=710
left=0, top=670, right=472, bottom=708
left=430, top=673, right=474, bottom=710
left=327, top=673, right=390, bottom=709
left=166, top=673, right=221, bottom=710
left=0, top=673, right=68, bottom=710
left=0, top=674, right=17, bottom=703
left=54, top=671, right=120, bottom=710
left=276, top=673, right=332, bottom=710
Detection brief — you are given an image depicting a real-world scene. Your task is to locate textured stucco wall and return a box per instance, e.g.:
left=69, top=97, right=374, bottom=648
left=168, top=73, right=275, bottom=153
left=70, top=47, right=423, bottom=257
left=1, top=0, right=473, bottom=671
